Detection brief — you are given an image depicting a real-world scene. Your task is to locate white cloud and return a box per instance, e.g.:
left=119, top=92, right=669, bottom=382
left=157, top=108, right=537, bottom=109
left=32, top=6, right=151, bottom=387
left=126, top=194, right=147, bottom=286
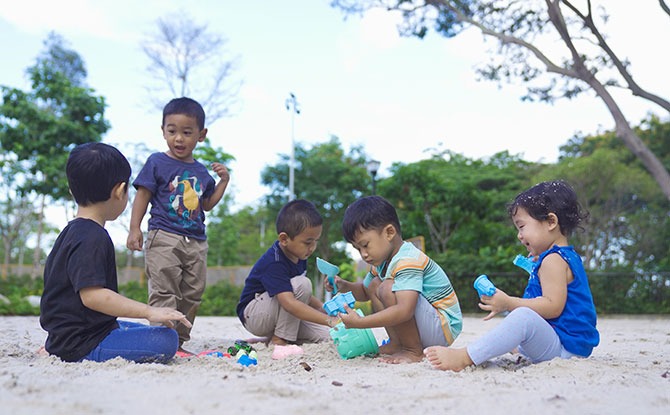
left=359, top=8, right=402, bottom=50
left=1, top=1, right=112, bottom=37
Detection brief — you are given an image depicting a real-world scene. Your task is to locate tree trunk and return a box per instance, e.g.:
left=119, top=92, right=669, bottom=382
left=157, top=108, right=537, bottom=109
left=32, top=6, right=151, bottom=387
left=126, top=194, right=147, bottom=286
left=587, top=75, right=670, bottom=200
left=32, top=194, right=46, bottom=278
left=617, top=125, right=670, bottom=199
left=18, top=245, right=25, bottom=277
left=124, top=249, right=134, bottom=283
left=2, top=239, right=9, bottom=280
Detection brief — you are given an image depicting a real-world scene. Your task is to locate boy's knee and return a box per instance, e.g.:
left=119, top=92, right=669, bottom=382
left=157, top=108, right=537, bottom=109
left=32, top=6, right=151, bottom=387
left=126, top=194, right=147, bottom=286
left=290, top=275, right=313, bottom=302
left=364, top=279, right=378, bottom=297
left=377, top=280, right=396, bottom=306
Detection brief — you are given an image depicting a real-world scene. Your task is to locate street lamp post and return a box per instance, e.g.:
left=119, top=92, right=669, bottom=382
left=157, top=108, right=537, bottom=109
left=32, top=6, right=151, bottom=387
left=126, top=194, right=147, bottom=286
left=367, top=159, right=381, bottom=195
left=285, top=92, right=300, bottom=201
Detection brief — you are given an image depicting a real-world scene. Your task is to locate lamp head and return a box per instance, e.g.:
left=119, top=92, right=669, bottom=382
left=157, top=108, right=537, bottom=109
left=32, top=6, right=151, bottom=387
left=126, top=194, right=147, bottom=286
left=367, top=159, right=381, bottom=176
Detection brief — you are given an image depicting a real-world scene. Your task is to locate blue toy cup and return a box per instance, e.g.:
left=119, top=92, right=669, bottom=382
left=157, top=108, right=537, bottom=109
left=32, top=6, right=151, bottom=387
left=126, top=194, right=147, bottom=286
left=474, top=274, right=496, bottom=297
left=329, top=309, right=379, bottom=359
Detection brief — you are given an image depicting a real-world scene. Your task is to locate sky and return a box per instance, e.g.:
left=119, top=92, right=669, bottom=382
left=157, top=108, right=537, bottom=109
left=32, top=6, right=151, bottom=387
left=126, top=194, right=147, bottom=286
left=1, top=1, right=669, bottom=242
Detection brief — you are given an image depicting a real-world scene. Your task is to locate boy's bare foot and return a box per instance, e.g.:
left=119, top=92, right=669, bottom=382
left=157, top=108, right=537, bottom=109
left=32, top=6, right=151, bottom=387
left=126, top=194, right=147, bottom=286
left=423, top=346, right=473, bottom=371
left=269, top=335, right=289, bottom=346
left=379, top=349, right=424, bottom=364
left=245, top=336, right=270, bottom=345
left=378, top=341, right=401, bottom=355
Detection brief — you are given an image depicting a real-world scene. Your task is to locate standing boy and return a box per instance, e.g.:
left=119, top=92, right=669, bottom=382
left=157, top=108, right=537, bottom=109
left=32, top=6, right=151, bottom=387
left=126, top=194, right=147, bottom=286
left=127, top=97, right=230, bottom=355
left=333, top=196, right=463, bottom=364
left=236, top=199, right=334, bottom=359
left=40, top=142, right=190, bottom=363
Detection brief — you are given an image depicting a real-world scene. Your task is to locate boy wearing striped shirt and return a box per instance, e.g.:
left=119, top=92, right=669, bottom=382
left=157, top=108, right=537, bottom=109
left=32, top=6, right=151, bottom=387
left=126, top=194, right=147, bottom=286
left=331, top=196, right=462, bottom=364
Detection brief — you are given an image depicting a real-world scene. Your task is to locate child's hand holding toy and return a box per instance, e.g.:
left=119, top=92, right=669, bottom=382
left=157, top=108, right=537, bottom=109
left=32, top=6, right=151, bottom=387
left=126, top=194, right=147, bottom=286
left=337, top=303, right=365, bottom=328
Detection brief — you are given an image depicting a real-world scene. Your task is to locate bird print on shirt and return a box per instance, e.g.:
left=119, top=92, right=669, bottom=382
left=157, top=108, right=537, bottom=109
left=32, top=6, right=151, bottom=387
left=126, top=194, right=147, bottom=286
left=167, top=171, right=203, bottom=229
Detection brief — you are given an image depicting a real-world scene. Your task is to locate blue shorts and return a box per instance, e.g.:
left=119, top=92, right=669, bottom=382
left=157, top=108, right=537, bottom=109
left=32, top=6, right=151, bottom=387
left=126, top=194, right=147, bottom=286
left=82, top=320, right=179, bottom=363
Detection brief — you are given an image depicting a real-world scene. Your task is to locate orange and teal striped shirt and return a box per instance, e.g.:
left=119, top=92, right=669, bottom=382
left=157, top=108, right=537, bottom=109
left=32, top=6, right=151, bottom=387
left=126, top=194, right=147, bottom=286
left=363, top=242, right=462, bottom=344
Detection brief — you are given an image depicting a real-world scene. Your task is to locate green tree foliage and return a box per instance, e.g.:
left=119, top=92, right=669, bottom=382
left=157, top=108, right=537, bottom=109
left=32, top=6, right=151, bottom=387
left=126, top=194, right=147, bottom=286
left=0, top=274, right=42, bottom=315
left=207, top=203, right=277, bottom=267
left=193, top=137, right=235, bottom=167
left=0, top=156, right=40, bottom=279
left=534, top=117, right=670, bottom=313
left=206, top=197, right=240, bottom=267
left=332, top=1, right=670, bottom=200
left=380, top=150, right=539, bottom=274
left=259, top=137, right=372, bottom=296
left=638, top=116, right=670, bottom=171
left=192, top=136, right=237, bottom=264
left=0, top=32, right=109, bottom=200
left=199, top=280, right=243, bottom=316
left=0, top=32, right=109, bottom=272
left=538, top=147, right=661, bottom=270
left=552, top=117, right=670, bottom=272
left=261, top=136, right=371, bottom=263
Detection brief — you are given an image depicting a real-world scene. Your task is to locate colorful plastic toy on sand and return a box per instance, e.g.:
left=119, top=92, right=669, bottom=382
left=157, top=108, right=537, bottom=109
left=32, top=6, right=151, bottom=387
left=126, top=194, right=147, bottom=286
left=513, top=254, right=535, bottom=275
left=227, top=339, right=254, bottom=356
left=234, top=348, right=258, bottom=366
left=237, top=353, right=258, bottom=366
left=196, top=349, right=225, bottom=358
left=474, top=255, right=537, bottom=297
left=329, top=309, right=379, bottom=359
left=323, top=291, right=356, bottom=316
left=473, top=274, right=496, bottom=297
left=316, top=257, right=340, bottom=294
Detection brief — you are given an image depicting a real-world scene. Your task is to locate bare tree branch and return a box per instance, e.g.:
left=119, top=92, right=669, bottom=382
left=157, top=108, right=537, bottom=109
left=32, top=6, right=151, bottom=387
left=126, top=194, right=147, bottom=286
left=141, top=12, right=242, bottom=124
left=561, top=0, right=670, bottom=112
left=661, top=0, right=670, bottom=17
left=332, top=0, right=670, bottom=199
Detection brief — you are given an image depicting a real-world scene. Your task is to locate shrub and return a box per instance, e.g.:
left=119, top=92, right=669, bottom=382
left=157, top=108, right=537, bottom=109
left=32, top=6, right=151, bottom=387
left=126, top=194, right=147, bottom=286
left=199, top=280, right=243, bottom=316
left=119, top=281, right=148, bottom=303
left=2, top=270, right=668, bottom=316
left=0, top=275, right=42, bottom=316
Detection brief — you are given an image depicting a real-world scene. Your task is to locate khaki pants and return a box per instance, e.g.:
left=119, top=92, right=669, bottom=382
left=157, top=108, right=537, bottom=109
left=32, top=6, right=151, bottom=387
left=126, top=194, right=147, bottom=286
left=145, top=229, right=208, bottom=345
left=242, top=275, right=330, bottom=343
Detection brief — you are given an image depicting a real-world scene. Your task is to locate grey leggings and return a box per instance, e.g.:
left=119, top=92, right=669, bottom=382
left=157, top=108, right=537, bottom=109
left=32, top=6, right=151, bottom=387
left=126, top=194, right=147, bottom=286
left=467, top=307, right=575, bottom=365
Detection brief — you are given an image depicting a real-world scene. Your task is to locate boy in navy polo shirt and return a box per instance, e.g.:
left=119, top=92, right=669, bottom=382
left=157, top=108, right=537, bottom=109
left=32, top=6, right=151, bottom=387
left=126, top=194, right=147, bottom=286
left=236, top=199, right=334, bottom=359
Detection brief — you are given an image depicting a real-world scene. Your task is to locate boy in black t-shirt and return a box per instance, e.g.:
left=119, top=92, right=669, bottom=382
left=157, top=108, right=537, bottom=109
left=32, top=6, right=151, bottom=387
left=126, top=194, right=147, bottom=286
left=40, top=142, right=190, bottom=363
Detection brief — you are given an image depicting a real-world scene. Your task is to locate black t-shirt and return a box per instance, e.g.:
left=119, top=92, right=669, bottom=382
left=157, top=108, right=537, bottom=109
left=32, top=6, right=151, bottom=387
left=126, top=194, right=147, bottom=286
left=39, top=218, right=119, bottom=362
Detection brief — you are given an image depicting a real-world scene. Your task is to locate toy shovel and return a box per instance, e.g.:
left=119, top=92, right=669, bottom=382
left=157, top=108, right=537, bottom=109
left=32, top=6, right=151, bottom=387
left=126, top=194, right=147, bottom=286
left=316, top=257, right=339, bottom=294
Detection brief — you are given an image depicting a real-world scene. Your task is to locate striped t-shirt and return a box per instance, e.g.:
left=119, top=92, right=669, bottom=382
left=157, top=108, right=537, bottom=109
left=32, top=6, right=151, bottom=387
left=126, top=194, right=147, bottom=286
left=364, top=241, right=462, bottom=344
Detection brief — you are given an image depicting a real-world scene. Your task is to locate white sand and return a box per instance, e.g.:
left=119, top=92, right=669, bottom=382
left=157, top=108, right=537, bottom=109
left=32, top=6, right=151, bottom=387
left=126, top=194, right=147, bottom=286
left=0, top=315, right=668, bottom=414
